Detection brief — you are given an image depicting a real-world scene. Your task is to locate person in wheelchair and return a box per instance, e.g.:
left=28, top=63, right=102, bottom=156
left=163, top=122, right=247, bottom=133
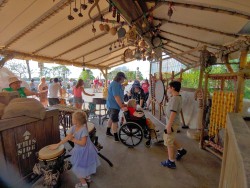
left=127, top=99, right=163, bottom=143
left=128, top=80, right=145, bottom=108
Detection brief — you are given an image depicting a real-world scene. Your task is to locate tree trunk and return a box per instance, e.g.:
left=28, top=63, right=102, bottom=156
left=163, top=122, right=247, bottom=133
left=26, top=60, right=31, bottom=81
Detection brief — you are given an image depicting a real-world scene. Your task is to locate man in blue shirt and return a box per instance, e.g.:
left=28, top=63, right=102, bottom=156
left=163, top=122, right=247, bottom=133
left=106, top=72, right=128, bottom=142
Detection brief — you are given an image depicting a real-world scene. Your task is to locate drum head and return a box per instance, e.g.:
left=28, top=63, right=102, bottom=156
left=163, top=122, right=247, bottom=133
left=39, top=144, right=65, bottom=160
left=118, top=27, right=126, bottom=38
left=152, top=37, right=162, bottom=47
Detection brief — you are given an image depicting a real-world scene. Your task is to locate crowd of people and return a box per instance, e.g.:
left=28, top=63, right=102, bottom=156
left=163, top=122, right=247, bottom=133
left=2, top=74, right=187, bottom=187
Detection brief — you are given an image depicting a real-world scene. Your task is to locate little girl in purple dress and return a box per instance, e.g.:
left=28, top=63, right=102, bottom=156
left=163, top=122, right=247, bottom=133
left=49, top=111, right=100, bottom=187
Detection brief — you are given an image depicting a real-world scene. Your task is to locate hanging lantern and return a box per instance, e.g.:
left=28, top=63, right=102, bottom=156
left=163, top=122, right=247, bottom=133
left=73, top=0, right=78, bottom=12
left=81, top=0, right=88, bottom=10
left=68, top=1, right=74, bottom=20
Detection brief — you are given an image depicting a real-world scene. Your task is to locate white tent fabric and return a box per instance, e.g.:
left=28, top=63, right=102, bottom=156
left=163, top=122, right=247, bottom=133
left=0, top=67, right=29, bottom=92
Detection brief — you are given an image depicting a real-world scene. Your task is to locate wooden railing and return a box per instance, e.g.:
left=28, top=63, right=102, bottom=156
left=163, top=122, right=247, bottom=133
left=219, top=113, right=250, bottom=188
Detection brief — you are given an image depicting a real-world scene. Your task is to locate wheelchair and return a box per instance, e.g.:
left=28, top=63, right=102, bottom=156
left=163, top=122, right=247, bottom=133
left=118, top=110, right=158, bottom=148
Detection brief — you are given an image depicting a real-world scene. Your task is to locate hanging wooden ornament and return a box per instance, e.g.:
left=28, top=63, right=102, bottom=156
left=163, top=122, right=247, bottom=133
left=112, top=7, right=117, bottom=18
left=92, top=24, right=96, bottom=35
left=126, top=26, right=137, bottom=41
left=117, top=10, right=121, bottom=23
left=68, top=1, right=74, bottom=20
left=109, top=20, right=117, bottom=36
left=81, top=0, right=88, bottom=10
left=109, top=2, right=114, bottom=12
left=78, top=0, right=83, bottom=17
left=73, top=0, right=78, bottom=12
left=168, top=2, right=176, bottom=19
left=109, top=44, right=112, bottom=52
left=99, top=23, right=104, bottom=31
left=114, top=42, right=117, bottom=48
left=148, top=13, right=153, bottom=23
left=122, top=40, right=125, bottom=48
left=88, top=0, right=94, bottom=4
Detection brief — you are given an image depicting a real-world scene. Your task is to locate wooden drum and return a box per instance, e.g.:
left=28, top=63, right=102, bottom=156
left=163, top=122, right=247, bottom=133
left=38, top=144, right=65, bottom=162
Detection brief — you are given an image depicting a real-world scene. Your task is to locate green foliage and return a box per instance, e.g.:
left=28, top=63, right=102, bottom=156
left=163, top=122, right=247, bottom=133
left=107, top=67, right=144, bottom=81
left=79, top=70, right=95, bottom=82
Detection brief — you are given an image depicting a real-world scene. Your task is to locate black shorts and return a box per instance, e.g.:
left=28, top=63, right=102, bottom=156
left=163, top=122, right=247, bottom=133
left=108, top=108, right=120, bottom=123
left=48, top=98, right=60, bottom=106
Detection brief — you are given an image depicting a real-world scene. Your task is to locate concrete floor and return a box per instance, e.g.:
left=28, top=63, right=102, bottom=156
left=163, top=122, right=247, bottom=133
left=32, top=89, right=221, bottom=188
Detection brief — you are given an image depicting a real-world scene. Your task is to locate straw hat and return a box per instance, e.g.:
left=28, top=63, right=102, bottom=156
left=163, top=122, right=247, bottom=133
left=8, top=77, right=22, bottom=85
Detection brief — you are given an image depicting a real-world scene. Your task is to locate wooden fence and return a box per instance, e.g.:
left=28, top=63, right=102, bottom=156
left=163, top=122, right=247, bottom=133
left=219, top=112, right=250, bottom=188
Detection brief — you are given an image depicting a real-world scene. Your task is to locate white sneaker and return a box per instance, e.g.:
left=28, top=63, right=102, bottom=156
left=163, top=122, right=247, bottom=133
left=152, top=137, right=164, bottom=143
left=156, top=138, right=164, bottom=143
left=156, top=131, right=161, bottom=136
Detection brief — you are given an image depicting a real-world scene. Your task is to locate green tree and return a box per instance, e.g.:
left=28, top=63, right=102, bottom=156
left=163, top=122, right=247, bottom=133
left=107, top=67, right=144, bottom=81
left=79, top=70, right=95, bottom=82
left=52, top=65, right=71, bottom=78
left=42, top=67, right=51, bottom=78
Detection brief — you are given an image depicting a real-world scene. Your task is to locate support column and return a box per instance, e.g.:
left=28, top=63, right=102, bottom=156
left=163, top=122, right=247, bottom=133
left=235, top=48, right=248, bottom=112
left=100, top=68, right=108, bottom=99
left=222, top=55, right=234, bottom=73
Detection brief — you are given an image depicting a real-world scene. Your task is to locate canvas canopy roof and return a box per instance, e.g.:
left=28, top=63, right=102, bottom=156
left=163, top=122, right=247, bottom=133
left=0, top=0, right=250, bottom=70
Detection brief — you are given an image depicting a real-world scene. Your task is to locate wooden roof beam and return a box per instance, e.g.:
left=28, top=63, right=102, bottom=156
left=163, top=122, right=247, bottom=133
left=147, top=1, right=250, bottom=20
left=96, top=53, right=124, bottom=65
left=109, top=59, right=135, bottom=68
left=162, top=47, right=192, bottom=65
left=0, top=50, right=104, bottom=69
left=160, top=30, right=221, bottom=49
left=4, top=0, right=75, bottom=48
left=162, top=47, right=195, bottom=65
left=163, top=44, right=200, bottom=59
left=154, top=17, right=240, bottom=38
left=55, top=24, right=123, bottom=58
left=33, top=8, right=110, bottom=54
left=161, top=37, right=196, bottom=50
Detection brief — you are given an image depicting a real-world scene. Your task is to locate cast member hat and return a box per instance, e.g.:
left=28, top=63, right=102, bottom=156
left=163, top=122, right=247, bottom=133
left=8, top=77, right=22, bottom=85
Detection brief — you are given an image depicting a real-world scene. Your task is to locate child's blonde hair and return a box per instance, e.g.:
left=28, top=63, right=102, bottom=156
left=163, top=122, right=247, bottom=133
left=40, top=77, right=46, bottom=81
left=127, top=99, right=137, bottom=108
left=73, top=111, right=88, bottom=131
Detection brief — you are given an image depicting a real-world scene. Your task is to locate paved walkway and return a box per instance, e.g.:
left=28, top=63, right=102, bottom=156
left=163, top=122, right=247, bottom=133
left=32, top=89, right=221, bottom=188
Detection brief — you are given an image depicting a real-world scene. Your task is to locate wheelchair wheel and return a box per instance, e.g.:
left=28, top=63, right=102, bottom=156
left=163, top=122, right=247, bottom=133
left=144, top=139, right=152, bottom=148
left=118, top=122, right=144, bottom=148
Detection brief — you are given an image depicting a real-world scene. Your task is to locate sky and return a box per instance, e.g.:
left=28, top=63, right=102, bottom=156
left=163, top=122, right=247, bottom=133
left=26, top=59, right=150, bottom=80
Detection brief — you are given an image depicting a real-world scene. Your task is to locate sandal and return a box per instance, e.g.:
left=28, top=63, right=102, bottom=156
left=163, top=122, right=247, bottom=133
left=75, top=183, right=87, bottom=187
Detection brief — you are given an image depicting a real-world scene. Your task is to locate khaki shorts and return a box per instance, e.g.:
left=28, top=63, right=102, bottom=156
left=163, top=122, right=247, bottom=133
left=163, top=123, right=181, bottom=147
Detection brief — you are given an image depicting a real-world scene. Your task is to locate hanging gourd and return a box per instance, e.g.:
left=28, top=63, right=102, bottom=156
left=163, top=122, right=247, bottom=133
left=117, top=10, right=121, bottom=23
left=73, top=0, right=78, bottom=12
left=68, top=1, right=74, bottom=20
left=81, top=0, right=88, bottom=10
left=92, top=23, right=96, bottom=36
left=109, top=20, right=117, bottom=36
left=99, top=23, right=104, bottom=31
left=104, top=19, right=110, bottom=33
left=78, top=0, right=83, bottom=17
left=140, top=38, right=146, bottom=47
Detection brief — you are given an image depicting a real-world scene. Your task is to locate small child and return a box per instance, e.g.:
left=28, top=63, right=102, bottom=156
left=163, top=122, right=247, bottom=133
left=161, top=81, right=187, bottom=169
left=127, top=99, right=163, bottom=143
left=60, top=86, right=70, bottom=98
left=49, top=111, right=100, bottom=187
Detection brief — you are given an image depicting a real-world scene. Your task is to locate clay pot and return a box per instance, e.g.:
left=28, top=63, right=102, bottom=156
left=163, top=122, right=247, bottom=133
left=99, top=24, right=104, bottom=31
left=104, top=24, right=110, bottom=33
left=109, top=27, right=117, bottom=36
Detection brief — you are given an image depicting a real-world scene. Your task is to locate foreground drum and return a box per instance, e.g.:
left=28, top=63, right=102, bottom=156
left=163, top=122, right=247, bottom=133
left=33, top=144, right=72, bottom=188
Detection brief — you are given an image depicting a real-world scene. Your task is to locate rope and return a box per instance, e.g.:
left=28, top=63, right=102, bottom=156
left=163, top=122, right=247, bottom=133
left=44, top=170, right=60, bottom=186
left=33, top=163, right=42, bottom=175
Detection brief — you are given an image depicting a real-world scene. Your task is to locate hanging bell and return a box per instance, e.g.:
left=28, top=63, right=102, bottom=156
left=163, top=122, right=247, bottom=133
left=78, top=12, right=83, bottom=17
left=73, top=7, right=78, bottom=12
left=81, top=0, right=88, bottom=10
left=109, top=46, right=112, bottom=52
left=135, top=49, right=142, bottom=60
left=88, top=0, right=94, bottom=4
left=68, top=15, right=74, bottom=20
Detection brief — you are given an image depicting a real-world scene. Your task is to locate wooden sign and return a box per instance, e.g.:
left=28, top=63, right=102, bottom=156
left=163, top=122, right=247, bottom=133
left=155, top=80, right=165, bottom=103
